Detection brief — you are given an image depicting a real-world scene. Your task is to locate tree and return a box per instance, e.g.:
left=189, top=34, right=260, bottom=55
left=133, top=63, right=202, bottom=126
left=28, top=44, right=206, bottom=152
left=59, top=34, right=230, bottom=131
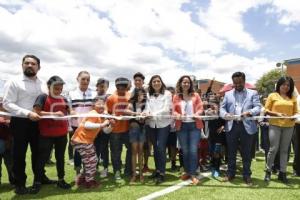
left=255, top=69, right=285, bottom=98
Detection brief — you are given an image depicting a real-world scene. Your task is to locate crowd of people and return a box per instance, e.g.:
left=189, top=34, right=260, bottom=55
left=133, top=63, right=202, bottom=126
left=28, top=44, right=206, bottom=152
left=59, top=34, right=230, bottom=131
left=0, top=54, right=299, bottom=195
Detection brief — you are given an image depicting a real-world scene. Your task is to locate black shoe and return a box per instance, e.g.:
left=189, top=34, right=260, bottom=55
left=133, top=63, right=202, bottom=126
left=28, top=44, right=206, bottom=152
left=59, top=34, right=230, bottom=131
left=45, top=160, right=55, bottom=166
left=57, top=179, right=71, bottom=189
left=15, top=186, right=29, bottom=195
left=41, top=176, right=57, bottom=185
left=272, top=168, right=278, bottom=174
left=149, top=171, right=159, bottom=179
left=278, top=171, right=288, bottom=184
left=243, top=177, right=253, bottom=186
left=155, top=175, right=164, bottom=185
left=264, top=171, right=271, bottom=182
left=28, top=183, right=41, bottom=194
left=222, top=175, right=235, bottom=182
left=171, top=161, right=177, bottom=171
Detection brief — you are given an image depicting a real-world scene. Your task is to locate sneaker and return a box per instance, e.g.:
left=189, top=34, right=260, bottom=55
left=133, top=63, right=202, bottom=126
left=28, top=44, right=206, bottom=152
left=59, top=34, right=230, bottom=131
left=84, top=180, right=101, bottom=189
left=264, top=171, right=271, bottom=182
left=212, top=170, right=220, bottom=178
left=15, top=186, right=29, bottom=195
left=243, top=177, right=253, bottom=186
left=180, top=173, right=190, bottom=181
left=155, top=174, right=164, bottom=185
left=149, top=171, right=159, bottom=179
left=100, top=168, right=108, bottom=178
left=57, top=179, right=71, bottom=189
left=171, top=161, right=177, bottom=171
left=278, top=171, right=288, bottom=184
left=68, top=159, right=74, bottom=166
left=75, top=175, right=86, bottom=186
left=142, top=166, right=151, bottom=173
left=222, top=175, right=235, bottom=182
left=28, top=183, right=41, bottom=194
left=114, top=171, right=121, bottom=180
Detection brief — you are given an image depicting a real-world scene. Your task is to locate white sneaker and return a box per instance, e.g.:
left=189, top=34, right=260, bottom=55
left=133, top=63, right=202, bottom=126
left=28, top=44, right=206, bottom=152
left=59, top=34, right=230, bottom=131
left=196, top=166, right=201, bottom=174
left=68, top=159, right=74, bottom=166
left=114, top=171, right=121, bottom=180
left=100, top=168, right=108, bottom=178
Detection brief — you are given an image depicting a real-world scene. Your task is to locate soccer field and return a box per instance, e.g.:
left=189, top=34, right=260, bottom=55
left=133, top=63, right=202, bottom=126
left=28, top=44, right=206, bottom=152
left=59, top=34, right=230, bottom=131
left=1, top=151, right=300, bottom=200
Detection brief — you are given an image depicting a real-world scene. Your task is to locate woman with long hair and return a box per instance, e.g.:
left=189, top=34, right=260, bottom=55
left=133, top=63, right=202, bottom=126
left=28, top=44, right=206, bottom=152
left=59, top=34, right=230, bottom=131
left=143, top=75, right=172, bottom=184
left=264, top=76, right=298, bottom=183
left=173, top=75, right=204, bottom=185
left=126, top=88, right=147, bottom=183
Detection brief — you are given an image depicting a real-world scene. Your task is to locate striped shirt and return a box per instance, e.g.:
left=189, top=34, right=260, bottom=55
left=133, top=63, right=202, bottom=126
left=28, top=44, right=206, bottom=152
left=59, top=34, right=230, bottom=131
left=68, top=88, right=97, bottom=127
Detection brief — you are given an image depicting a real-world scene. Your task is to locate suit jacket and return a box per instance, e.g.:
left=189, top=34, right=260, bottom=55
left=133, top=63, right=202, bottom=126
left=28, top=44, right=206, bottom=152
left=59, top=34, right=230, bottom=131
left=220, top=88, right=261, bottom=134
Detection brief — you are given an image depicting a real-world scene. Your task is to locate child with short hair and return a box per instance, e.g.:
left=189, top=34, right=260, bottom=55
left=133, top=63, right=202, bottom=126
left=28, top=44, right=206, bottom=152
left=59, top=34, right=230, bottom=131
left=71, top=98, right=111, bottom=188
left=206, top=99, right=225, bottom=178
left=32, top=76, right=72, bottom=193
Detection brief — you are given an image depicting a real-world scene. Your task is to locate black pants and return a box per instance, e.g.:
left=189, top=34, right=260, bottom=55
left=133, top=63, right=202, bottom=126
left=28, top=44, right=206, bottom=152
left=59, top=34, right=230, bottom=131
left=35, top=135, right=67, bottom=182
left=226, top=122, right=254, bottom=178
left=10, top=117, right=39, bottom=187
left=293, top=124, right=300, bottom=175
left=94, top=132, right=110, bottom=169
left=0, top=147, right=14, bottom=184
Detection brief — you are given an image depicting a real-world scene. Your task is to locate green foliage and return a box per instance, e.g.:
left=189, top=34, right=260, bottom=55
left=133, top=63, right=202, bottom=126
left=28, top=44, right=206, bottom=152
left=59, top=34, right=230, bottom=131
left=255, top=69, right=285, bottom=98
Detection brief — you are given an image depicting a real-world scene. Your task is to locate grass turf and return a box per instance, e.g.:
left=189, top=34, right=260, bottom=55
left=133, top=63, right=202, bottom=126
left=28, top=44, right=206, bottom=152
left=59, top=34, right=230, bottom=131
left=0, top=150, right=300, bottom=200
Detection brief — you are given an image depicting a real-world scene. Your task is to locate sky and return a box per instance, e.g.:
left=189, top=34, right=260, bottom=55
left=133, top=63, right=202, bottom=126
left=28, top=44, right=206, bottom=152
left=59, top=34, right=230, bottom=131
left=0, top=0, right=300, bottom=94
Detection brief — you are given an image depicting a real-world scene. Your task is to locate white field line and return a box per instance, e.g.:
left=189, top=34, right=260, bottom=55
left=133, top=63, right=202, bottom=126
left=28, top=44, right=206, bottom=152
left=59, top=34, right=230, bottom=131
left=137, top=172, right=211, bottom=200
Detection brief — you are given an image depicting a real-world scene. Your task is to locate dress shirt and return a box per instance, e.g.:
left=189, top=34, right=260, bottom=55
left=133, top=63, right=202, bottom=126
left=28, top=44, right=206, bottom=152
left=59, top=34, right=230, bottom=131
left=3, top=75, right=45, bottom=117
left=144, top=90, right=172, bottom=128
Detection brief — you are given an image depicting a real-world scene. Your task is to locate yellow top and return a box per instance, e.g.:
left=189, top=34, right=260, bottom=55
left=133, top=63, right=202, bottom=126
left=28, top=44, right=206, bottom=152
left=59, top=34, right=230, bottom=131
left=265, top=92, right=298, bottom=127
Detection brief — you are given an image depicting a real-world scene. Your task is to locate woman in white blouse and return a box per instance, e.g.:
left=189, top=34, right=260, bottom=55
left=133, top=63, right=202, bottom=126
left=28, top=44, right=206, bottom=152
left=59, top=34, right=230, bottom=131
left=143, top=75, right=172, bottom=184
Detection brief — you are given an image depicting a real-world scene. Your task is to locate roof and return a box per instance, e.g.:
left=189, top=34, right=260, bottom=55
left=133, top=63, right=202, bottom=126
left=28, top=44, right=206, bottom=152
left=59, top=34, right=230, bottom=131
left=284, top=58, right=300, bottom=65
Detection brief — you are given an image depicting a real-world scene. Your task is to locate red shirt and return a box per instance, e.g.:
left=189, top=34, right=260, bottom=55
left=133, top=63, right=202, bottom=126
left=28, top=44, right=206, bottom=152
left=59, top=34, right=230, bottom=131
left=34, top=94, right=69, bottom=137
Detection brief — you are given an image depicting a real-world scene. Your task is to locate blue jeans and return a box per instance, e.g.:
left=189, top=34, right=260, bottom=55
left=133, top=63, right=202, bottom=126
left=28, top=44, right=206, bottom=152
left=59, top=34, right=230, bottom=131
left=129, top=126, right=146, bottom=143
left=177, top=122, right=201, bottom=176
left=226, top=121, right=254, bottom=178
left=109, top=132, right=131, bottom=175
left=149, top=125, right=170, bottom=174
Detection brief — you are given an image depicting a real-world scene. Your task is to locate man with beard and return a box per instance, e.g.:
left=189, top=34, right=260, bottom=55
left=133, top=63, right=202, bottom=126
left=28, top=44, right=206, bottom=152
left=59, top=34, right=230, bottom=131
left=3, top=55, right=55, bottom=195
left=220, top=72, right=261, bottom=186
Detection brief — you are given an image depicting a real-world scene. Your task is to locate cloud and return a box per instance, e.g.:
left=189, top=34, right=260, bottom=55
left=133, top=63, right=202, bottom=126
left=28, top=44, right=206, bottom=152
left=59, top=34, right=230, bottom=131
left=198, top=0, right=272, bottom=51
left=269, top=0, right=300, bottom=26
left=0, top=0, right=278, bottom=95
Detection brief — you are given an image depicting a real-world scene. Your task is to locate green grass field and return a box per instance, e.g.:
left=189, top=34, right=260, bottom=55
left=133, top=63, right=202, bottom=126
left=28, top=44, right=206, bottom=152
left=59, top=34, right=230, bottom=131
left=1, top=151, right=300, bottom=200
